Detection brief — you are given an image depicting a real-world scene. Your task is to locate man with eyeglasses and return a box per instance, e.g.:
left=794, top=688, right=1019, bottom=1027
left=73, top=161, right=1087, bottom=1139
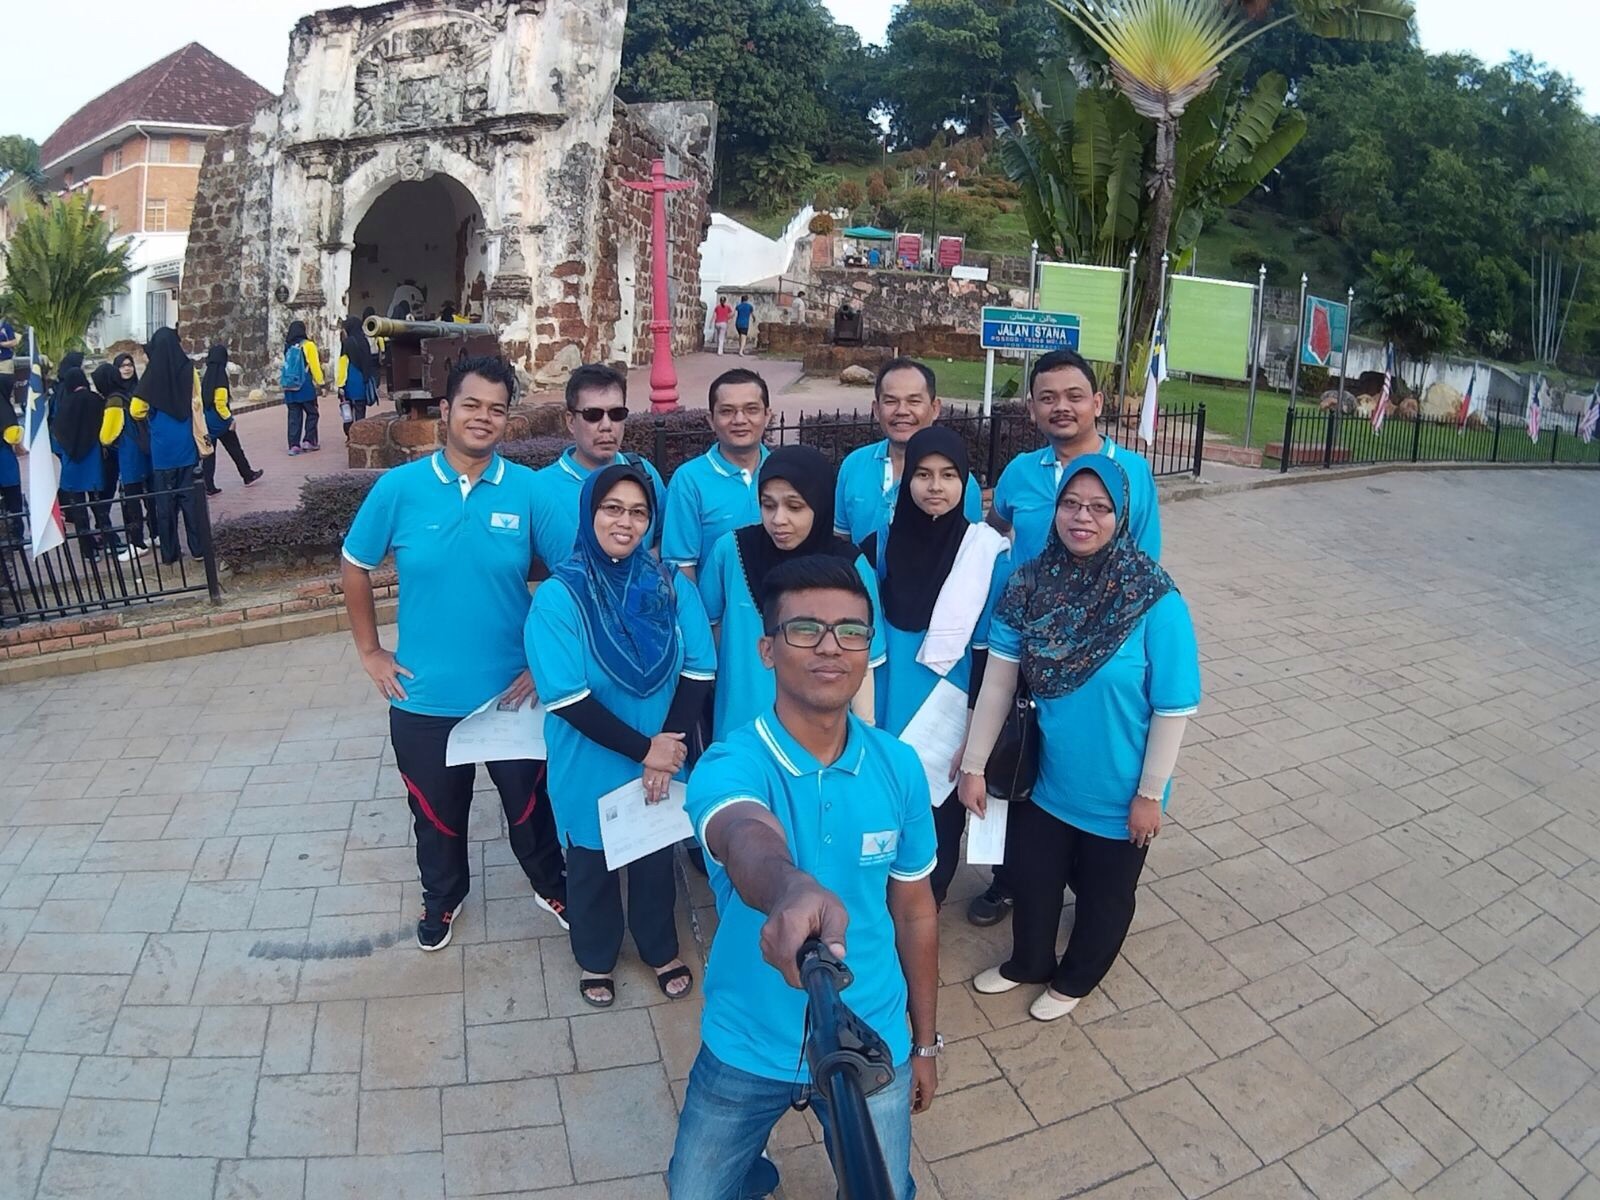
left=833, top=356, right=983, bottom=543
left=528, top=363, right=667, bottom=568
left=670, top=555, right=940, bottom=1200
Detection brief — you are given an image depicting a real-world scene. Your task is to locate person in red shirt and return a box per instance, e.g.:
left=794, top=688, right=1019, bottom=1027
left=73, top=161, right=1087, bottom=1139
left=713, top=297, right=733, bottom=355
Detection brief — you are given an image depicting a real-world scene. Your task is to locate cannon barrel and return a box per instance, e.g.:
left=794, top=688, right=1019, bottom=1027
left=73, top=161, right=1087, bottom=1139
left=364, top=317, right=499, bottom=340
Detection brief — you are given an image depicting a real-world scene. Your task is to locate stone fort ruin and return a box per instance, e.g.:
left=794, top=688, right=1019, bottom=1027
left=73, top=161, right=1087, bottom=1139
left=180, top=0, right=715, bottom=386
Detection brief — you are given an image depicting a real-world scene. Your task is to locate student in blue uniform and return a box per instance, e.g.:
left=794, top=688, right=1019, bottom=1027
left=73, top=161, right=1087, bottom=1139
left=2, top=375, right=26, bottom=543
left=958, top=455, right=1199, bottom=1021
left=528, top=363, right=666, bottom=568
left=198, top=344, right=264, bottom=496
left=338, top=315, right=380, bottom=436
left=94, top=357, right=154, bottom=560
left=670, top=556, right=941, bottom=1200
left=342, top=355, right=567, bottom=951
left=864, top=426, right=1010, bottom=907
left=281, top=319, right=325, bottom=454
left=833, top=357, right=983, bottom=543
left=134, top=328, right=213, bottom=565
left=52, top=366, right=123, bottom=562
left=660, top=367, right=770, bottom=581
left=699, top=445, right=882, bottom=739
left=527, top=463, right=715, bottom=1008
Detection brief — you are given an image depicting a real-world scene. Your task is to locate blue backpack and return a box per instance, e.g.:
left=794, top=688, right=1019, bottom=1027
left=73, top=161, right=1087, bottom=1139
left=280, top=342, right=309, bottom=393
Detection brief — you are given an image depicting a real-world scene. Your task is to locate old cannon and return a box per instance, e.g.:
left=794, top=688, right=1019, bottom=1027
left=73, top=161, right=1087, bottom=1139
left=363, top=316, right=500, bottom=418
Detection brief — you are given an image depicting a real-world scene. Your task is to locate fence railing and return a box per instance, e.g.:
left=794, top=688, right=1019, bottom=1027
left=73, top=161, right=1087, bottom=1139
left=1274, top=404, right=1600, bottom=473
left=1, top=473, right=222, bottom=627
left=648, top=403, right=1206, bottom=487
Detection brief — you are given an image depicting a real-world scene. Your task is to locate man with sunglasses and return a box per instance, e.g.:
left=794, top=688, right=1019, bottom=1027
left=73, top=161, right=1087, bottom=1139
left=670, top=556, right=940, bottom=1200
left=528, top=363, right=666, bottom=569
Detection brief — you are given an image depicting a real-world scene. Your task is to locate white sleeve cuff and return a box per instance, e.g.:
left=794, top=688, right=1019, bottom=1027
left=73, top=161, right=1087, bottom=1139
left=543, top=688, right=592, bottom=711
left=890, top=858, right=937, bottom=883
left=341, top=547, right=379, bottom=571
left=988, top=649, right=1020, bottom=663
left=694, top=794, right=770, bottom=860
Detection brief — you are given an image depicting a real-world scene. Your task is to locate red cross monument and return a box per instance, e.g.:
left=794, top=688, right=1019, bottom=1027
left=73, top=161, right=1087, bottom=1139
left=622, top=159, right=696, bottom=413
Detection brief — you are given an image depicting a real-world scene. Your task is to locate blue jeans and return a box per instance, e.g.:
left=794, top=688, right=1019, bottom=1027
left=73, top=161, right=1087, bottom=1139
left=668, top=1045, right=915, bottom=1200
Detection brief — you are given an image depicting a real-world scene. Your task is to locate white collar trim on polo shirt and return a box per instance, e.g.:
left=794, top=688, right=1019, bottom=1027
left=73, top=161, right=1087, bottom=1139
left=432, top=451, right=505, bottom=496
left=754, top=714, right=867, bottom=777
left=1039, top=435, right=1118, bottom=471
left=706, top=444, right=766, bottom=480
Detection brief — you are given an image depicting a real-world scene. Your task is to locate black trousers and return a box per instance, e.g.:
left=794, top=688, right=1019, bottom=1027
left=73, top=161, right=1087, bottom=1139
left=151, top=467, right=205, bottom=563
left=342, top=397, right=369, bottom=436
left=1, top=483, right=21, bottom=542
left=119, top=480, right=156, bottom=547
left=930, top=789, right=967, bottom=908
left=389, top=707, right=566, bottom=914
left=564, top=841, right=678, bottom=975
left=1002, top=800, right=1147, bottom=997
left=287, top=400, right=320, bottom=448
left=202, top=429, right=255, bottom=489
left=61, top=490, right=121, bottom=554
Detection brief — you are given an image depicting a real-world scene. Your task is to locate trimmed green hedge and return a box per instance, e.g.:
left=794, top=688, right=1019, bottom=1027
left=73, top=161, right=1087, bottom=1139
left=212, top=470, right=382, bottom=574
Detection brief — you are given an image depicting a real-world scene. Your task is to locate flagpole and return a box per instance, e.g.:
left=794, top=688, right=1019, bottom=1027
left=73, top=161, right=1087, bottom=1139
left=1337, top=286, right=1353, bottom=413
left=1243, top=263, right=1266, bottom=449
left=1289, top=273, right=1308, bottom=408
left=1116, top=248, right=1138, bottom=405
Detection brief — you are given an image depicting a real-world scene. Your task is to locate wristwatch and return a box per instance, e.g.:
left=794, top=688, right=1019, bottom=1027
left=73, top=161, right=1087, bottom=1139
left=911, top=1034, right=945, bottom=1059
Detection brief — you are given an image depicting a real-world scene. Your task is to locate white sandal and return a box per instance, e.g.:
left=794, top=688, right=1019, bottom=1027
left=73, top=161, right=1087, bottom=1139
left=973, top=967, right=1023, bottom=994
left=1029, top=988, right=1082, bottom=1022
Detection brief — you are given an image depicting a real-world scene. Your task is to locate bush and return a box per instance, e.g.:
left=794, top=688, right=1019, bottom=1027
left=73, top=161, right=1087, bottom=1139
left=622, top=408, right=717, bottom=479
left=1228, top=245, right=1288, bottom=280
left=889, top=188, right=998, bottom=243
left=499, top=435, right=570, bottom=471
left=836, top=179, right=865, bottom=210
left=808, top=212, right=836, bottom=235
left=211, top=469, right=383, bottom=571
left=866, top=174, right=888, bottom=206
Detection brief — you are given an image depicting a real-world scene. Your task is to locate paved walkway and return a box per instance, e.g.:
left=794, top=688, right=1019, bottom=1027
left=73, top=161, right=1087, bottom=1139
left=2, top=468, right=1598, bottom=1199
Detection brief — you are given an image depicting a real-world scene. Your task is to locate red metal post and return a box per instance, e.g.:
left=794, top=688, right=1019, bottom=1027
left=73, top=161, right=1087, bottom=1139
left=622, top=159, right=695, bottom=413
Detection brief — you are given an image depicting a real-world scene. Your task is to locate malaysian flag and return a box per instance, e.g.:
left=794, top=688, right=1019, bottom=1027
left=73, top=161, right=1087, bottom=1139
left=21, top=333, right=66, bottom=559
left=1371, top=343, right=1395, bottom=435
left=1579, top=382, right=1599, bottom=445
left=1139, top=309, right=1167, bottom=447
left=1456, top=364, right=1478, bottom=434
left=1527, top=375, right=1544, bottom=444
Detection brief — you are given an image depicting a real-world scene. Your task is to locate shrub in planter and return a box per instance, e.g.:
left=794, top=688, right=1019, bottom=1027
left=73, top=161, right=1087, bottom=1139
left=499, top=435, right=570, bottom=471
left=622, top=409, right=719, bottom=479
left=211, top=470, right=383, bottom=573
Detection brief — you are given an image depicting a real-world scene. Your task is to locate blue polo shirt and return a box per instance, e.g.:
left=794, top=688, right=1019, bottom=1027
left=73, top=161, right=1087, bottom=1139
left=660, top=444, right=768, bottom=574
left=687, top=710, right=937, bottom=1081
left=988, top=590, right=1199, bottom=840
left=877, top=548, right=1012, bottom=737
left=343, top=452, right=537, bottom=718
left=527, top=570, right=716, bottom=849
left=833, top=438, right=983, bottom=543
left=698, top=530, right=886, bottom=739
left=734, top=302, right=754, bottom=331
left=528, top=447, right=667, bottom=569
left=992, top=437, right=1162, bottom=564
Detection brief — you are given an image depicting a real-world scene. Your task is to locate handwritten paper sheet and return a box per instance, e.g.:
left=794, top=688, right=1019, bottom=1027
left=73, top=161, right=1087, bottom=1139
left=445, top=694, right=547, bottom=766
left=899, top=678, right=969, bottom=809
left=599, top=779, right=691, bottom=871
left=966, top=797, right=1009, bottom=865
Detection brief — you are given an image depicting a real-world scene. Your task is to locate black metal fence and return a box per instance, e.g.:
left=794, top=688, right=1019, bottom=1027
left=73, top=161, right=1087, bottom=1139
left=1275, top=403, right=1600, bottom=473
left=1, top=473, right=222, bottom=627
left=649, top=402, right=1207, bottom=488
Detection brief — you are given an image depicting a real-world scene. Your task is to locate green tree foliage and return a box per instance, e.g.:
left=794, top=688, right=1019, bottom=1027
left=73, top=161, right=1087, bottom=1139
left=0, top=194, right=133, bottom=363
left=1364, top=249, right=1467, bottom=381
left=0, top=135, right=42, bottom=188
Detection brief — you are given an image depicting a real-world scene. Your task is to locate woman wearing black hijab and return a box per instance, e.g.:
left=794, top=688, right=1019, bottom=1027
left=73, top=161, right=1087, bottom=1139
left=199, top=344, right=263, bottom=495
left=337, top=316, right=380, bottom=435
left=52, top=366, right=123, bottom=561
left=134, top=327, right=209, bottom=564
left=281, top=320, right=325, bottom=453
left=92, top=361, right=148, bottom=558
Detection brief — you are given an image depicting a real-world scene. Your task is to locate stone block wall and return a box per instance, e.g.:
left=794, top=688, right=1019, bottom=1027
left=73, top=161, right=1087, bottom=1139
left=816, top=267, right=1026, bottom=340
left=345, top=401, right=568, bottom=469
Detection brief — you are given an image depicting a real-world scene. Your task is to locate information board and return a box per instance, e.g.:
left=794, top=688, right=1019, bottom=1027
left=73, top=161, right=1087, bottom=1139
left=1036, top=263, right=1125, bottom=361
left=981, top=308, right=1082, bottom=353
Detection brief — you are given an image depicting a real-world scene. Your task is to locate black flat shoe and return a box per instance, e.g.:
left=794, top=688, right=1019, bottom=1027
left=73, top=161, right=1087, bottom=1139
left=579, top=976, right=615, bottom=1008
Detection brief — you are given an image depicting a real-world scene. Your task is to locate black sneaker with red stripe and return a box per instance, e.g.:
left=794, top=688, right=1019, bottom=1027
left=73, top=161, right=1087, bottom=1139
left=534, top=885, right=569, bottom=932
left=417, top=902, right=462, bottom=951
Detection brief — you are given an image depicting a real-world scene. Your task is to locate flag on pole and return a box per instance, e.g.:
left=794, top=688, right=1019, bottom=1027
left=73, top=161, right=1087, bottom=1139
left=1527, top=375, right=1544, bottom=443
left=1370, top=343, right=1394, bottom=435
left=1578, top=381, right=1599, bottom=445
left=21, top=332, right=66, bottom=558
left=1456, top=364, right=1478, bottom=433
left=1139, top=309, right=1167, bottom=448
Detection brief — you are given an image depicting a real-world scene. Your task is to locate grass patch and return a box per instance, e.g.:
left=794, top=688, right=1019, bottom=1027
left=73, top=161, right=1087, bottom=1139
left=1192, top=203, right=1356, bottom=297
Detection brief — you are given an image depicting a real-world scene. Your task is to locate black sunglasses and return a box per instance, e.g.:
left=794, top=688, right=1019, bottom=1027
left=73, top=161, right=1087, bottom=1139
left=572, top=405, right=629, bottom=424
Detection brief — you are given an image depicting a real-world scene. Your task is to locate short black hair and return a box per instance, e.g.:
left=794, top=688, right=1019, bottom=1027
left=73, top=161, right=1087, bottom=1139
left=761, top=556, right=873, bottom=633
left=444, top=355, right=517, bottom=405
left=1029, top=349, right=1098, bottom=397
left=708, top=367, right=770, bottom=410
left=565, top=363, right=627, bottom=410
left=740, top=294, right=750, bottom=301
left=874, top=356, right=937, bottom=400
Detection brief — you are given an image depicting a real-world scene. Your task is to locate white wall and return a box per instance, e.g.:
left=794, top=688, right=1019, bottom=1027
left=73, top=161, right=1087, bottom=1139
left=697, top=206, right=814, bottom=334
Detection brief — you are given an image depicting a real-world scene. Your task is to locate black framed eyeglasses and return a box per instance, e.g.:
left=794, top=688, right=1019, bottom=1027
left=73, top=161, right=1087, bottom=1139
left=773, top=618, right=874, bottom=652
left=574, top=405, right=629, bottom=424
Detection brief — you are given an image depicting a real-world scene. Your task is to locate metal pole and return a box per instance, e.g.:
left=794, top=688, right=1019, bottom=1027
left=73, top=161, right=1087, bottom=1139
left=1337, top=285, right=1354, bottom=413
left=1243, top=263, right=1266, bottom=449
left=1022, top=240, right=1039, bottom=394
left=1117, top=249, right=1138, bottom=404
left=1156, top=252, right=1170, bottom=325
left=1288, top=273, right=1308, bottom=408
left=982, top=348, right=996, bottom=418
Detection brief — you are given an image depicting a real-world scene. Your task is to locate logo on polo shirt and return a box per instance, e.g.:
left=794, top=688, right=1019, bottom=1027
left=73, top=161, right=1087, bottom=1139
left=489, top=512, right=521, bottom=532
left=860, top=830, right=898, bottom=864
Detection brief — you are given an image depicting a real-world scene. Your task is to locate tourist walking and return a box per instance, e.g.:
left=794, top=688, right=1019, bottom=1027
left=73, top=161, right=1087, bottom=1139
left=958, top=456, right=1199, bottom=1021
left=699, top=445, right=882, bottom=738
left=136, top=329, right=212, bottom=566
left=92, top=359, right=154, bottom=559
left=833, top=357, right=983, bottom=543
left=660, top=367, right=771, bottom=581
left=342, top=355, right=568, bottom=951
left=281, top=319, right=325, bottom=454
left=526, top=462, right=713, bottom=1007
left=865, top=427, right=1011, bottom=907
left=790, top=291, right=807, bottom=325
left=2, top=375, right=25, bottom=543
left=338, top=315, right=380, bottom=435
left=712, top=297, right=733, bottom=355
left=669, top=555, right=940, bottom=1200
left=734, top=295, right=755, bottom=355
left=52, top=366, right=123, bottom=562
left=199, top=344, right=264, bottom=495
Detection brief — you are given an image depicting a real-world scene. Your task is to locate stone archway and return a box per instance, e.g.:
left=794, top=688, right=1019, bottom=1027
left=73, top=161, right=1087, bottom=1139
left=348, top=173, right=487, bottom=320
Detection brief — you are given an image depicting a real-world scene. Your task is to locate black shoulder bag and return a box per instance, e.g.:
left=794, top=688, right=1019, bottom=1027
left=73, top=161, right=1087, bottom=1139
left=983, top=681, right=1039, bottom=802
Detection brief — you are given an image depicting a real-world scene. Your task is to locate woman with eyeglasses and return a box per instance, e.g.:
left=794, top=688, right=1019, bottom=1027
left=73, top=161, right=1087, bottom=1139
left=863, top=427, right=1011, bottom=908
left=698, top=444, right=884, bottom=740
left=956, top=455, right=1200, bottom=1021
left=526, top=463, right=716, bottom=1009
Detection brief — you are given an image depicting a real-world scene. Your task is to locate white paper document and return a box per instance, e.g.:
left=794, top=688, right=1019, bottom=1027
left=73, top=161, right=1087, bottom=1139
left=444, top=694, right=547, bottom=766
left=599, top=779, right=691, bottom=871
left=966, top=798, right=1009, bottom=865
left=899, top=678, right=969, bottom=808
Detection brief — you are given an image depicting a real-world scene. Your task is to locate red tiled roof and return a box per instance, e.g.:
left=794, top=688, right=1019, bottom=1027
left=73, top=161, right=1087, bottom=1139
left=40, top=43, right=274, bottom=170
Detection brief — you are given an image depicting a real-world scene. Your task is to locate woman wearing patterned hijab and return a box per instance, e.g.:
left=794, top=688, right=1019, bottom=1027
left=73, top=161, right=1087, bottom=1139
left=955, top=454, right=1201, bottom=1021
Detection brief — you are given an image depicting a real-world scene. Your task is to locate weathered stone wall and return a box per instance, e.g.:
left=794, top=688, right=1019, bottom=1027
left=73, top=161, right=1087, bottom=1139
left=816, top=267, right=1028, bottom=339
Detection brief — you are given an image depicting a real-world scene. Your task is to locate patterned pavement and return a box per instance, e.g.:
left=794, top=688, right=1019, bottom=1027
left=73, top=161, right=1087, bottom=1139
left=1, top=467, right=1598, bottom=1198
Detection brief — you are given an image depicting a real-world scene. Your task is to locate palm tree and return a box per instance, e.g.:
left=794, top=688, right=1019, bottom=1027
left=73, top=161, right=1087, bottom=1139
left=1049, top=0, right=1414, bottom=345
left=0, top=193, right=133, bottom=363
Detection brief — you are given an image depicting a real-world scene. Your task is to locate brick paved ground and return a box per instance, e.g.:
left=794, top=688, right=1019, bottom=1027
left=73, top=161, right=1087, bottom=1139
left=2, top=467, right=1598, bottom=1199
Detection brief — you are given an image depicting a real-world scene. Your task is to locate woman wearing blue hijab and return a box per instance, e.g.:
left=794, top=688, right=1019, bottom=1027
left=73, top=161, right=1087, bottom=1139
left=526, top=462, right=716, bottom=1008
left=956, top=454, right=1200, bottom=1021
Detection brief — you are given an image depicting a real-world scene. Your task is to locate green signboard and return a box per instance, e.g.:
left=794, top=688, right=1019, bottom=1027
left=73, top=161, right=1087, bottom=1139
left=1037, top=263, right=1125, bottom=362
left=1167, top=276, right=1255, bottom=381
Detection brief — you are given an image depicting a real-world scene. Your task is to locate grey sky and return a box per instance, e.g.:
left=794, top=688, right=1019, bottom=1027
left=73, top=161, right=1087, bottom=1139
left=13, top=0, right=1600, bottom=146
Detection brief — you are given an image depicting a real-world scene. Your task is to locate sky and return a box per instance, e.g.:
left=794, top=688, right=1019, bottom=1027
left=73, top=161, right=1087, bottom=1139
left=12, top=0, right=1600, bottom=146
